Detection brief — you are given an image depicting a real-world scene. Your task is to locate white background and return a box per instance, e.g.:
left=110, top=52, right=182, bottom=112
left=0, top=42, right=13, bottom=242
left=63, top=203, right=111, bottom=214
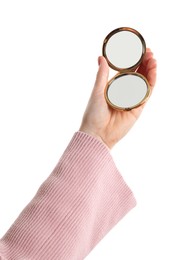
left=0, top=1, right=192, bottom=259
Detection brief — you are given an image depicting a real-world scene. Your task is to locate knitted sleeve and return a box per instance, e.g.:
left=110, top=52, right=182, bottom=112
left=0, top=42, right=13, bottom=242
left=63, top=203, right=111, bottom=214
left=0, top=131, right=136, bottom=260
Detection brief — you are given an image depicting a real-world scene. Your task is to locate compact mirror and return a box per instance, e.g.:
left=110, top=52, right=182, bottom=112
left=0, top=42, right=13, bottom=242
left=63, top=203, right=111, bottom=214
left=102, top=27, right=150, bottom=111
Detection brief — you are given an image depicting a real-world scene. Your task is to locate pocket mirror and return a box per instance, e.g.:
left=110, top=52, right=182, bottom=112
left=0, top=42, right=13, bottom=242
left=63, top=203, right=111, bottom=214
left=102, top=27, right=150, bottom=111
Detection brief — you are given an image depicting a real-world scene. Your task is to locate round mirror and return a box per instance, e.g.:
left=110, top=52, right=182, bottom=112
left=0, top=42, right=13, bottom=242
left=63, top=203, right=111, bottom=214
left=103, top=27, right=146, bottom=71
left=102, top=27, right=150, bottom=111
left=105, top=73, right=150, bottom=111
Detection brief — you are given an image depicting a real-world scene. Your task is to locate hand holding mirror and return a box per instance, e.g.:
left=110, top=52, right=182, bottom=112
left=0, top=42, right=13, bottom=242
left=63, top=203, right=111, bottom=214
left=102, top=27, right=150, bottom=111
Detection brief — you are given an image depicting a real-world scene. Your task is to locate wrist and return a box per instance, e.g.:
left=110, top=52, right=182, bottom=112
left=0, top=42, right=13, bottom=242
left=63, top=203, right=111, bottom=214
left=79, top=127, right=111, bottom=149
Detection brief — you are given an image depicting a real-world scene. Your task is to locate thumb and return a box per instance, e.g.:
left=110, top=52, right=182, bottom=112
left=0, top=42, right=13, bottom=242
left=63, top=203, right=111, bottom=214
left=93, top=56, right=109, bottom=94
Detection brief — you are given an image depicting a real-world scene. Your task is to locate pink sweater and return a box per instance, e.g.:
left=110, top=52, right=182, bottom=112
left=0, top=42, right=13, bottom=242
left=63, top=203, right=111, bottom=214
left=0, top=131, right=136, bottom=260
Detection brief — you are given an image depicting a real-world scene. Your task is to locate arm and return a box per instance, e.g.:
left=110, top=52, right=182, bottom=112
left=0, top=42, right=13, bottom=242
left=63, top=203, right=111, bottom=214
left=0, top=51, right=156, bottom=259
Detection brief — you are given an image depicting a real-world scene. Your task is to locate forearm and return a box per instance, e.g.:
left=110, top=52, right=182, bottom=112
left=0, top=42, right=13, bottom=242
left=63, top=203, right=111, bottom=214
left=0, top=131, right=136, bottom=260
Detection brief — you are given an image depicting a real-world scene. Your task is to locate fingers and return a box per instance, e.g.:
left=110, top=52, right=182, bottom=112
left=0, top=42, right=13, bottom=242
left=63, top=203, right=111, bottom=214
left=137, top=48, right=157, bottom=89
left=92, top=56, right=109, bottom=95
left=147, top=67, right=157, bottom=88
left=145, top=54, right=157, bottom=88
left=137, top=50, right=153, bottom=73
left=142, top=49, right=154, bottom=66
left=147, top=58, right=157, bottom=70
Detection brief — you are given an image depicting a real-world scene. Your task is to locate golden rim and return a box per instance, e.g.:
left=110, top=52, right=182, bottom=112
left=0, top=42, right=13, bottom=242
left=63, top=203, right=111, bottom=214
left=102, top=27, right=146, bottom=72
left=104, top=72, right=151, bottom=111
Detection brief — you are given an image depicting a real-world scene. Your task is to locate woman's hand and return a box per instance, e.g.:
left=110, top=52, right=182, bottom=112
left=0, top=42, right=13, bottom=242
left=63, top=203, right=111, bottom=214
left=79, top=49, right=157, bottom=149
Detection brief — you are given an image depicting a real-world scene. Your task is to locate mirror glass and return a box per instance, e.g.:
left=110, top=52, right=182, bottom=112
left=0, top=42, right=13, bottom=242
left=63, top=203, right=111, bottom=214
left=106, top=74, right=149, bottom=110
left=103, top=28, right=145, bottom=71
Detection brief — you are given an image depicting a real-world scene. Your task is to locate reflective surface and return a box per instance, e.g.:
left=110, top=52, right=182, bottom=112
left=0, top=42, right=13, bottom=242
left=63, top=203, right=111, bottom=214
left=103, top=27, right=146, bottom=71
left=105, top=31, right=142, bottom=69
left=105, top=73, right=150, bottom=110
